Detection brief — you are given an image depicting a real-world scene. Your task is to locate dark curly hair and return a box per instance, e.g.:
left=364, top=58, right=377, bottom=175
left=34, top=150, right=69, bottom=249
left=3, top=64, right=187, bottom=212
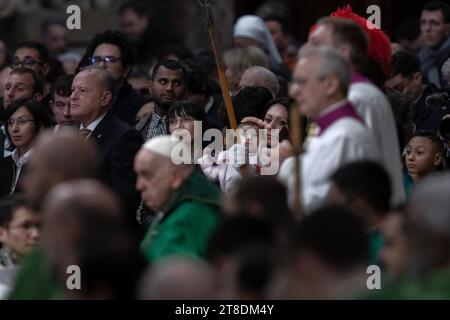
left=77, top=30, right=133, bottom=73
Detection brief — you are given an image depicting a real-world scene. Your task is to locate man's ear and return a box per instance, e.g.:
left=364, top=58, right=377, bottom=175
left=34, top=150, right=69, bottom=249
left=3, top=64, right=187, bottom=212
left=338, top=45, right=352, bottom=63
left=170, top=168, right=184, bottom=190
left=434, top=152, right=443, bottom=167
left=34, top=93, right=43, bottom=102
left=123, top=65, right=131, bottom=79
left=413, top=72, right=422, bottom=84
left=323, top=74, right=340, bottom=97
left=0, top=226, right=8, bottom=243
left=42, top=63, right=50, bottom=77
left=100, top=91, right=113, bottom=107
left=148, top=80, right=154, bottom=97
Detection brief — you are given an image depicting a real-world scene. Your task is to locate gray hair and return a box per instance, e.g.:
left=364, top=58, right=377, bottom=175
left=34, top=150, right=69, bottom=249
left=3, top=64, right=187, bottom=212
left=299, top=47, right=351, bottom=95
left=223, top=45, right=269, bottom=78
left=78, top=65, right=115, bottom=96
left=242, top=66, right=280, bottom=97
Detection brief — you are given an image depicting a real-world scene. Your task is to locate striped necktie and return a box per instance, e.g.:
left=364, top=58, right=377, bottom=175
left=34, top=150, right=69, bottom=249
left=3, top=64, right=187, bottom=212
left=79, top=128, right=92, bottom=140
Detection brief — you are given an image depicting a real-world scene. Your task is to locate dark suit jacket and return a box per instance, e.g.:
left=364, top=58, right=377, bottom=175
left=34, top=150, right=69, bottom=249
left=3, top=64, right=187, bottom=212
left=0, top=156, right=14, bottom=199
left=0, top=155, right=26, bottom=199
left=110, top=82, right=148, bottom=126
left=89, top=112, right=143, bottom=225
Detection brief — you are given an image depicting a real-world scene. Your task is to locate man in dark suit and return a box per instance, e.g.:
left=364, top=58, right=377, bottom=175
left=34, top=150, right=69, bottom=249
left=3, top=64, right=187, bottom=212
left=70, top=66, right=143, bottom=226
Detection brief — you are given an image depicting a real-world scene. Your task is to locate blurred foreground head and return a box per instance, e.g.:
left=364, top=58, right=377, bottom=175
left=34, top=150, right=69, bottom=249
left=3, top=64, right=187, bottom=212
left=138, top=255, right=215, bottom=300
left=22, top=129, right=100, bottom=211
left=407, top=174, right=450, bottom=277
left=40, top=179, right=146, bottom=299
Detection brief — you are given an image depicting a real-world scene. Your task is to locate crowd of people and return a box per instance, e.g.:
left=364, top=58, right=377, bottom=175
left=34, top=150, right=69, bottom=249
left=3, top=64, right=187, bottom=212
left=1, top=0, right=450, bottom=299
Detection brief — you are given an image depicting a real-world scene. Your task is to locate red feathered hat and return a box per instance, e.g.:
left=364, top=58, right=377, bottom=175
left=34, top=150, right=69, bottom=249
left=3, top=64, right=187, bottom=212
left=330, top=5, right=392, bottom=77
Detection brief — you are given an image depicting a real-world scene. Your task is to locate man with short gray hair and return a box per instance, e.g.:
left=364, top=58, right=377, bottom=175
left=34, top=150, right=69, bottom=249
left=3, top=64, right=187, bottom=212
left=71, top=66, right=143, bottom=226
left=279, top=47, right=380, bottom=212
left=239, top=66, right=280, bottom=97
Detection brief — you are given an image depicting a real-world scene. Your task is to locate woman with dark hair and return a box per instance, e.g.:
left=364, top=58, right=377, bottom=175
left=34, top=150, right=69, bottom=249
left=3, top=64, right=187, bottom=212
left=263, top=96, right=293, bottom=144
left=0, top=99, right=53, bottom=196
left=167, top=100, right=210, bottom=161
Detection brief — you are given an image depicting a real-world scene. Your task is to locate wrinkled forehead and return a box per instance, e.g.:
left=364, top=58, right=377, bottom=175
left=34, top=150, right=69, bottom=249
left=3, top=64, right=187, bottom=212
left=137, top=149, right=169, bottom=168
left=74, top=69, right=104, bottom=87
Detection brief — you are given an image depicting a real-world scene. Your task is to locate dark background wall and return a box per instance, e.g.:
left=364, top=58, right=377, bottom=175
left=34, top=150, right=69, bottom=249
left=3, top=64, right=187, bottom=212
left=234, top=0, right=441, bottom=42
left=1, top=0, right=449, bottom=52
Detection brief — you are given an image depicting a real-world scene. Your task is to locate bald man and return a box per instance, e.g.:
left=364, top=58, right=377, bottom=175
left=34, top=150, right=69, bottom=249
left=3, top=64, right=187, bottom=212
left=134, top=135, right=221, bottom=262
left=238, top=66, right=280, bottom=98
left=71, top=66, right=143, bottom=224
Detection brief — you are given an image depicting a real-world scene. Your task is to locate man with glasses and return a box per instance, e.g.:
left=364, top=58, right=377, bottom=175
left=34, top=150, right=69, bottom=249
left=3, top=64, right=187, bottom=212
left=11, top=41, right=55, bottom=111
left=11, top=41, right=50, bottom=78
left=80, top=30, right=147, bottom=126
left=386, top=51, right=449, bottom=133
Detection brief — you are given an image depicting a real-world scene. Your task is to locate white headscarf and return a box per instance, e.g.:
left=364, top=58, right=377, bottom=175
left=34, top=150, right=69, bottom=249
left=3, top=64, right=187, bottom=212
left=233, top=15, right=283, bottom=66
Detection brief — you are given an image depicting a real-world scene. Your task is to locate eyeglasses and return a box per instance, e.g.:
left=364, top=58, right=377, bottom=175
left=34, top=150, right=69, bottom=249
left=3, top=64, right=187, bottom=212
left=7, top=117, right=35, bottom=127
left=89, top=56, right=122, bottom=66
left=11, top=58, right=42, bottom=69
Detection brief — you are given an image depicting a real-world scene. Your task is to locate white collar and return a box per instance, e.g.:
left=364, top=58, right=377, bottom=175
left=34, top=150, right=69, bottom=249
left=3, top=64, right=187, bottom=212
left=12, top=148, right=33, bottom=167
left=318, top=99, right=348, bottom=118
left=204, top=96, right=215, bottom=114
left=80, top=112, right=107, bottom=133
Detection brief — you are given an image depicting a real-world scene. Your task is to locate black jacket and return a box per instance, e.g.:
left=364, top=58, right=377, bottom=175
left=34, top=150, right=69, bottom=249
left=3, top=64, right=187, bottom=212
left=0, top=155, right=27, bottom=199
left=412, top=84, right=449, bottom=133
left=110, top=82, right=148, bottom=127
left=89, top=112, right=143, bottom=225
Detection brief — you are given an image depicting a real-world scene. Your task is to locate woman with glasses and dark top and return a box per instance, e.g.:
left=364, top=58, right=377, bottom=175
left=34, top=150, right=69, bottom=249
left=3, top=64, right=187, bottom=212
left=0, top=99, right=53, bottom=197
left=0, top=195, right=39, bottom=299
